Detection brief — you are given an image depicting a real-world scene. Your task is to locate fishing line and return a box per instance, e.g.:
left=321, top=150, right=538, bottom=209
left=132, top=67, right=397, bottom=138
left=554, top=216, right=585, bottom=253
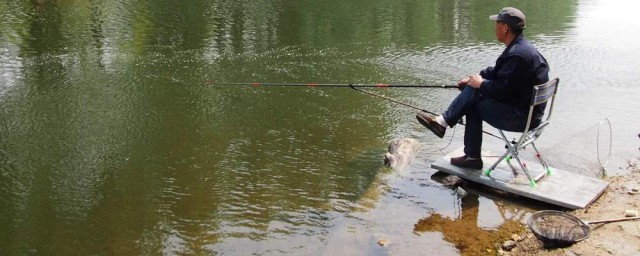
left=439, top=126, right=458, bottom=152
left=349, top=84, right=502, bottom=139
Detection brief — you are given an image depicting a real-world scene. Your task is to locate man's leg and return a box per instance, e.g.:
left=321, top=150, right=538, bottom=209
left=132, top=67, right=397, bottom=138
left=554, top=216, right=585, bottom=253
left=477, top=98, right=529, bottom=132
left=462, top=98, right=529, bottom=158
left=463, top=108, right=483, bottom=158
left=434, top=90, right=529, bottom=170
left=434, top=87, right=485, bottom=169
left=417, top=88, right=478, bottom=138
left=442, top=87, right=482, bottom=127
left=449, top=108, right=484, bottom=169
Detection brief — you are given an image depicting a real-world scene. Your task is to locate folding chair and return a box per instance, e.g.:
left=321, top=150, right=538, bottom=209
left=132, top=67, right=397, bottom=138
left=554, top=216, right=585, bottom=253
left=483, top=78, right=560, bottom=187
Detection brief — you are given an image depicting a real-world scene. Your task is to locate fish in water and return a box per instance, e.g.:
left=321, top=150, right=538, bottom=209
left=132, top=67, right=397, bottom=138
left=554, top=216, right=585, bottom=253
left=384, top=138, right=421, bottom=170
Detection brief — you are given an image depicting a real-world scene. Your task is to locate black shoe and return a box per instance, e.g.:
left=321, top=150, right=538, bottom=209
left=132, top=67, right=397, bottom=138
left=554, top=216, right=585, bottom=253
left=450, top=155, right=483, bottom=170
left=416, top=112, right=445, bottom=138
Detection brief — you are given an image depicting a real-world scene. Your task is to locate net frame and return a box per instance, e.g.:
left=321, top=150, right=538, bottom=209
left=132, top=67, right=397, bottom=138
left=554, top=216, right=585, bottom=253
left=527, top=210, right=591, bottom=248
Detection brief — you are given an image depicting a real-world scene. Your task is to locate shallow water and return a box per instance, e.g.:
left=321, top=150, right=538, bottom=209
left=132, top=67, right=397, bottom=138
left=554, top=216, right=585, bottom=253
left=1, top=0, right=639, bottom=255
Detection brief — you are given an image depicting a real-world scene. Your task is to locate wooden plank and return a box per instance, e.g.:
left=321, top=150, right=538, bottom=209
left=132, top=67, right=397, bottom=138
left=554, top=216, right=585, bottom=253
left=431, top=147, right=609, bottom=209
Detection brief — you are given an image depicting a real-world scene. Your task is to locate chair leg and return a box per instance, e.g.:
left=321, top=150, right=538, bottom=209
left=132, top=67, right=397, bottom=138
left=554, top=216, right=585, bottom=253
left=485, top=130, right=514, bottom=177
left=511, top=152, right=537, bottom=187
left=484, top=150, right=511, bottom=177
left=531, top=143, right=551, bottom=175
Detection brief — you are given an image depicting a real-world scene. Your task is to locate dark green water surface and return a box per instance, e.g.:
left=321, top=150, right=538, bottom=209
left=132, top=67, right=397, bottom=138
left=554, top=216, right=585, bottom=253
left=1, top=0, right=639, bottom=255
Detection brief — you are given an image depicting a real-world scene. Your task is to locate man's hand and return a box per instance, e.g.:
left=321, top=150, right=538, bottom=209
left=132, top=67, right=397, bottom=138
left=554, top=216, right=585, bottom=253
left=457, top=77, right=469, bottom=91
left=467, top=74, right=483, bottom=88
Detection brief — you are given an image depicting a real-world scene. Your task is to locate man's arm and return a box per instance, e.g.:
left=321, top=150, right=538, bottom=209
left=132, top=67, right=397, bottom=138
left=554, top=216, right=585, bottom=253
left=479, top=66, right=495, bottom=80
left=478, top=56, right=527, bottom=100
left=462, top=66, right=495, bottom=90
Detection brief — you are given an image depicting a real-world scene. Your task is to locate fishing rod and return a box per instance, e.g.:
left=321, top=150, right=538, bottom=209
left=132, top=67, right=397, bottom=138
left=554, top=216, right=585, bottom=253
left=206, top=81, right=458, bottom=89
left=348, top=84, right=502, bottom=139
left=349, top=84, right=438, bottom=115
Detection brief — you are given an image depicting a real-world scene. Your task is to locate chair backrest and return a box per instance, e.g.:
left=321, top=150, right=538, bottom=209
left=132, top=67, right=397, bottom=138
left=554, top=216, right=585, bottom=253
left=505, top=78, right=559, bottom=147
left=531, top=78, right=560, bottom=121
left=532, top=78, right=560, bottom=106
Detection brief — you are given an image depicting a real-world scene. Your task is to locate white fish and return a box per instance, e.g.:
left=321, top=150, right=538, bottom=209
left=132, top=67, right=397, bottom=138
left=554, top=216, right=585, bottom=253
left=384, top=138, right=421, bottom=170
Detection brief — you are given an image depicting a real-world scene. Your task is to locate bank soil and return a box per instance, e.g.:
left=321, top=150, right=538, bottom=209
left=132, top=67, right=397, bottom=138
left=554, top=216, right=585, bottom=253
left=499, top=156, right=640, bottom=256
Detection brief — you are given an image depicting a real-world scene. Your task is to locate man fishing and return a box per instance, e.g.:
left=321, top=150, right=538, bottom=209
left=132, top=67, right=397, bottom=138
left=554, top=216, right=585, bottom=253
left=416, top=7, right=550, bottom=170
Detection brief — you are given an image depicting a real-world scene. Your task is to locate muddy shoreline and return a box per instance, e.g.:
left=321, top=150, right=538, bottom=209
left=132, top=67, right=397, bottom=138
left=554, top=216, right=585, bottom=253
left=495, top=156, right=640, bottom=256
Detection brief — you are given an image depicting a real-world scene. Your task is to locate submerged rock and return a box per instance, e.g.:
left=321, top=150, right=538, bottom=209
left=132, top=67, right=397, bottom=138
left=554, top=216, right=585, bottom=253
left=454, top=187, right=468, bottom=198
left=502, top=240, right=517, bottom=251
left=442, top=175, right=463, bottom=187
left=377, top=239, right=389, bottom=247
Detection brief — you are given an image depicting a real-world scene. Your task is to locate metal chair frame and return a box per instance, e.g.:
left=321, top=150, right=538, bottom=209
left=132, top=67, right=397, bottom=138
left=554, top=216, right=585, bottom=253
left=483, top=78, right=560, bottom=187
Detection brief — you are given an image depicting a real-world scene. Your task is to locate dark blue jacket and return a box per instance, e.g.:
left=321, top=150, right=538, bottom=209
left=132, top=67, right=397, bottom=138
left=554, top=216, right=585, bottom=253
left=479, top=34, right=550, bottom=120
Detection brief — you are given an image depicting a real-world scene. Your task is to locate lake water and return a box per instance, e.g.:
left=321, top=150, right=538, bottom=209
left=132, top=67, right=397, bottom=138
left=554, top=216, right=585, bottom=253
left=1, top=0, right=639, bottom=255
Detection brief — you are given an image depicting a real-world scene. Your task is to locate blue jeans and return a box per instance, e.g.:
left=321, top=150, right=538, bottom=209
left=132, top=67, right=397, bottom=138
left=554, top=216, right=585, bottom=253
left=442, top=87, right=536, bottom=158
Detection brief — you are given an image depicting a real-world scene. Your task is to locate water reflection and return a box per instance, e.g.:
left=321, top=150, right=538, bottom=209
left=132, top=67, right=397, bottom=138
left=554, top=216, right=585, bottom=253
left=5, top=0, right=640, bottom=255
left=414, top=180, right=528, bottom=255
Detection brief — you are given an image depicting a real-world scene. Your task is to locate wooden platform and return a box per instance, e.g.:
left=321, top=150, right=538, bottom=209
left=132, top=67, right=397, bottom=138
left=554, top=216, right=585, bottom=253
left=431, top=147, right=609, bottom=209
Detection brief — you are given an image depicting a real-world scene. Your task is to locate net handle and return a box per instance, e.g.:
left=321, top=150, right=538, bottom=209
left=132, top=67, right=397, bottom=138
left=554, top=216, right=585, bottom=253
left=588, top=216, right=640, bottom=225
